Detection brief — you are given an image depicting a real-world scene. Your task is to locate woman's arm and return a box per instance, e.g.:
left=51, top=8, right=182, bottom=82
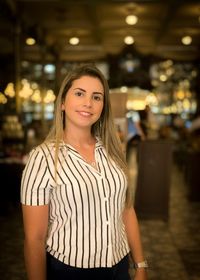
left=22, top=204, right=49, bottom=280
left=123, top=206, right=148, bottom=280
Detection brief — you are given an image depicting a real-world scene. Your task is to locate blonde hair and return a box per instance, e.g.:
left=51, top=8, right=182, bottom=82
left=45, top=63, right=132, bottom=206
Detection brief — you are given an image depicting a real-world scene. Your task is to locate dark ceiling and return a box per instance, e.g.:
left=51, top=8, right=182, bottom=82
left=0, top=0, right=200, bottom=63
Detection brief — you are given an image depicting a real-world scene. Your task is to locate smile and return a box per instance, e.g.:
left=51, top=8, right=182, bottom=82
left=77, top=111, right=93, bottom=117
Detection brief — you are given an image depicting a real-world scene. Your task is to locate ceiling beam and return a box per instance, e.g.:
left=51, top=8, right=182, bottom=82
left=84, top=3, right=102, bottom=45
left=155, top=0, right=181, bottom=44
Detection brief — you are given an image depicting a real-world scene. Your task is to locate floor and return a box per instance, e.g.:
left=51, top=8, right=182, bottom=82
left=0, top=146, right=200, bottom=280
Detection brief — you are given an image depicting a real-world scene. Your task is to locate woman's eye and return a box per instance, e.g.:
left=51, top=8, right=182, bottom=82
left=93, top=95, right=102, bottom=101
left=75, top=91, right=83, bottom=96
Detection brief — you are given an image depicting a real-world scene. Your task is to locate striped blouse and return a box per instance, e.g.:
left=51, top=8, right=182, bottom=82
left=20, top=138, right=130, bottom=268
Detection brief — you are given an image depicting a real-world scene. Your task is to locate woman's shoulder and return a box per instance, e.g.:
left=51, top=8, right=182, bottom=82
left=27, top=141, right=56, bottom=157
left=22, top=141, right=56, bottom=166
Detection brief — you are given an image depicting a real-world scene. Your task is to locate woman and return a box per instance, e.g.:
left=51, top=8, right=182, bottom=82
left=21, top=64, right=148, bottom=280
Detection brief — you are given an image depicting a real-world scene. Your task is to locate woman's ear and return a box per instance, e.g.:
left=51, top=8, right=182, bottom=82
left=61, top=103, right=65, bottom=111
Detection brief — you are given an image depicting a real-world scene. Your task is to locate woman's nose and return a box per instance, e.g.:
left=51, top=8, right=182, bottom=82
left=83, top=96, right=92, bottom=107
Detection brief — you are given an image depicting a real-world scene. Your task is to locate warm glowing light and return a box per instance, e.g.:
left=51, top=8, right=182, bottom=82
left=166, top=68, right=174, bottom=76
left=31, top=89, right=42, bottom=103
left=181, top=35, right=192, bottom=45
left=4, top=82, right=15, bottom=97
left=19, top=80, right=33, bottom=99
left=31, top=83, right=38, bottom=90
left=26, top=37, right=36, bottom=45
left=159, top=74, right=167, bottom=82
left=145, top=93, right=158, bottom=106
left=163, top=107, right=171, bottom=114
left=124, top=36, right=134, bottom=45
left=176, top=90, right=185, bottom=100
left=120, top=86, right=128, bottom=93
left=191, top=100, right=197, bottom=112
left=125, top=15, right=138, bottom=25
left=43, top=89, right=56, bottom=103
left=126, top=100, right=146, bottom=110
left=69, top=37, right=79, bottom=45
left=182, top=98, right=191, bottom=110
left=0, top=92, right=7, bottom=104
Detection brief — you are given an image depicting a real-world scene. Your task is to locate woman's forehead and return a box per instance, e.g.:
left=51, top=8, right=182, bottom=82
left=71, top=75, right=104, bottom=91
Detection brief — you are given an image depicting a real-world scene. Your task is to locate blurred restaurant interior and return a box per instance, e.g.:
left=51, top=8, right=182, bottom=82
left=0, top=0, right=200, bottom=279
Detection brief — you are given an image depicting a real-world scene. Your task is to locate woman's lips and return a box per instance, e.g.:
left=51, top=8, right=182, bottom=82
left=77, top=111, right=93, bottom=117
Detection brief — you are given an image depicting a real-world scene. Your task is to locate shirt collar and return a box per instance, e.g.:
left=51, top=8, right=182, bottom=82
left=61, top=136, right=104, bottom=152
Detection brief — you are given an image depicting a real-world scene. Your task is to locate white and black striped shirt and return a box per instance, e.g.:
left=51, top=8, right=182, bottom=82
left=21, top=139, right=130, bottom=268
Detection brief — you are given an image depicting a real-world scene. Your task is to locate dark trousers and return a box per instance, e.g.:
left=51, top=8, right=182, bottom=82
left=46, top=253, right=131, bottom=280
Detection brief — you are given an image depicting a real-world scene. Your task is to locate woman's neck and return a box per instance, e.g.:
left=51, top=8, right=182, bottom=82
left=63, top=129, right=95, bottom=148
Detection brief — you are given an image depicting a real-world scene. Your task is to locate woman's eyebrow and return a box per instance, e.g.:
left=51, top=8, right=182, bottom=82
left=74, top=87, right=104, bottom=95
left=73, top=87, right=86, bottom=92
left=93, top=92, right=104, bottom=95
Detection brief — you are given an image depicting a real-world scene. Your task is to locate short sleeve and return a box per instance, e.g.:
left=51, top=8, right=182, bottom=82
left=20, top=145, right=53, bottom=206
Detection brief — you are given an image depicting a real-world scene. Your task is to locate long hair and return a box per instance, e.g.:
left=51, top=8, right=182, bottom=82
left=45, top=63, right=132, bottom=206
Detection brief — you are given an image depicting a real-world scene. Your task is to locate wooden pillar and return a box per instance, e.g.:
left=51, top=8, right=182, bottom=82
left=14, top=19, right=21, bottom=115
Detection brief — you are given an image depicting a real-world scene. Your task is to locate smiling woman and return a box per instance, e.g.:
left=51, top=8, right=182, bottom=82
left=61, top=75, right=104, bottom=131
left=20, top=64, right=148, bottom=280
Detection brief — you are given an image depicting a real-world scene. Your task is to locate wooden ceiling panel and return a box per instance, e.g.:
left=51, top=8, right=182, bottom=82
left=0, top=0, right=199, bottom=62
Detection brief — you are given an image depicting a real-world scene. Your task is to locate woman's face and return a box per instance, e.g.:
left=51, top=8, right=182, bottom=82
left=62, top=75, right=104, bottom=131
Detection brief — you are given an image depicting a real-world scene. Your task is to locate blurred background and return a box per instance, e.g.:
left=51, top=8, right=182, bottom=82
left=0, top=0, right=200, bottom=279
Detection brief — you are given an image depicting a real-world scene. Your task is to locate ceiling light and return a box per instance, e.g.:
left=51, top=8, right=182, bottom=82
left=26, top=37, right=36, bottom=46
left=181, top=35, right=192, bottom=45
left=124, top=36, right=134, bottom=45
left=125, top=15, right=138, bottom=25
left=69, top=37, right=79, bottom=45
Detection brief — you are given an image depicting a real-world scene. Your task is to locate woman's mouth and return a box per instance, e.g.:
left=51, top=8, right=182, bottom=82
left=77, top=111, right=93, bottom=117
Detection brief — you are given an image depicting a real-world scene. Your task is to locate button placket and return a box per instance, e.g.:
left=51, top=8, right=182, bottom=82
left=102, top=178, right=113, bottom=264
